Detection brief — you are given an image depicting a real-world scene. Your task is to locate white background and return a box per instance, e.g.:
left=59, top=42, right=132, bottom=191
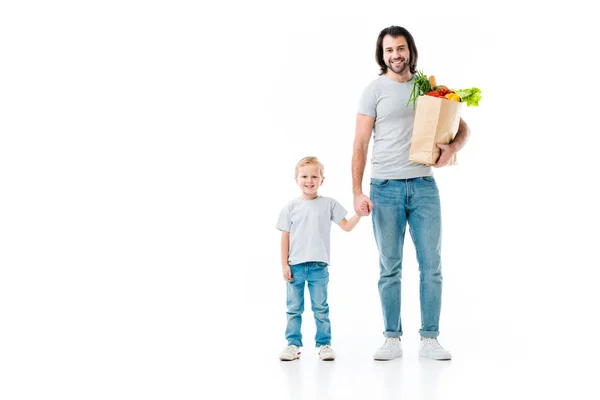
left=1, top=0, right=599, bottom=399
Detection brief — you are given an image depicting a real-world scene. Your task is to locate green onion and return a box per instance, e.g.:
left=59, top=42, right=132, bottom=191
left=406, top=70, right=431, bottom=108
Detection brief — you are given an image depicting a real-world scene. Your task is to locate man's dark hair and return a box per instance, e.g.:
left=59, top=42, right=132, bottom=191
left=375, top=26, right=418, bottom=75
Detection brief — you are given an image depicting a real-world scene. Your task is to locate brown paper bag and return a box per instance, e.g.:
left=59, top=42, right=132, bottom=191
left=409, top=95, right=464, bottom=166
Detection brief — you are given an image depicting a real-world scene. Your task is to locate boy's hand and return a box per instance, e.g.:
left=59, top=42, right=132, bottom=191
left=282, top=265, right=293, bottom=282
left=359, top=203, right=370, bottom=215
left=354, top=193, right=373, bottom=216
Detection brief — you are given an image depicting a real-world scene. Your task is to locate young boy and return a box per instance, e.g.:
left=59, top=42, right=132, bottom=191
left=276, top=156, right=365, bottom=361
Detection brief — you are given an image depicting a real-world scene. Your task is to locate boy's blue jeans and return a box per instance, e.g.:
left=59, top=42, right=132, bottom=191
left=370, top=176, right=443, bottom=338
left=285, top=262, right=331, bottom=347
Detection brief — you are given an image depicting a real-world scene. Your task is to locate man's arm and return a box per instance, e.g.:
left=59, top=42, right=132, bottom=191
left=434, top=117, right=471, bottom=168
left=450, top=117, right=471, bottom=152
left=352, top=113, right=375, bottom=214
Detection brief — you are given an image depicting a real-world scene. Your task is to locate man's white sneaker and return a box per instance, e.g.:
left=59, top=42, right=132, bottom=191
left=373, top=337, right=403, bottom=360
left=419, top=338, right=452, bottom=360
left=319, top=345, right=336, bottom=361
left=279, top=345, right=301, bottom=361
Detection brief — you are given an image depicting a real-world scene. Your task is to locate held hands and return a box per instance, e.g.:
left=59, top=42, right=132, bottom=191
left=282, top=265, right=293, bottom=282
left=434, top=143, right=457, bottom=168
left=354, top=193, right=374, bottom=217
left=359, top=203, right=370, bottom=215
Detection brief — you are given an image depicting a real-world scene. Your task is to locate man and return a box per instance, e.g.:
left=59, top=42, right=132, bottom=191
left=352, top=26, right=470, bottom=361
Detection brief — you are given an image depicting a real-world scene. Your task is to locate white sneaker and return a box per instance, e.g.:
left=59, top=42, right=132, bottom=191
left=319, top=345, right=336, bottom=361
left=279, top=345, right=301, bottom=361
left=419, top=338, right=452, bottom=360
left=373, top=337, right=403, bottom=360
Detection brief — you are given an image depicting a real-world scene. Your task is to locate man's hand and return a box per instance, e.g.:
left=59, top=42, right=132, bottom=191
left=434, top=143, right=457, bottom=168
left=354, top=193, right=374, bottom=216
left=282, top=265, right=293, bottom=282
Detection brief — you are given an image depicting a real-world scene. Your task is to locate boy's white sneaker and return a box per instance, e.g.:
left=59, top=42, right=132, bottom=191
left=419, top=337, right=452, bottom=360
left=373, top=337, right=403, bottom=360
left=318, top=345, right=336, bottom=361
left=279, top=345, right=301, bottom=361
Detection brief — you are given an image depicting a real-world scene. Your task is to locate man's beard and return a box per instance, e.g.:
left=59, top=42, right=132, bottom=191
left=389, top=58, right=409, bottom=74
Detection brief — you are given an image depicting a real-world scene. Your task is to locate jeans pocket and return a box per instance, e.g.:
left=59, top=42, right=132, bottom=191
left=316, top=262, right=328, bottom=268
left=371, top=178, right=390, bottom=187
left=421, top=176, right=435, bottom=183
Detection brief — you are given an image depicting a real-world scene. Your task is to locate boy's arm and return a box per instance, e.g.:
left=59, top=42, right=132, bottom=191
left=281, top=231, right=293, bottom=282
left=338, top=213, right=361, bottom=232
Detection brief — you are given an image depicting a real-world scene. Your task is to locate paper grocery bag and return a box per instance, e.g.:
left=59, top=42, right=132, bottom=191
left=409, top=95, right=464, bottom=166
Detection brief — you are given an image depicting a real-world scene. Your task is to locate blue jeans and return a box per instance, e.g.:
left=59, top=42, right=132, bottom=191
left=370, top=176, right=443, bottom=338
left=285, top=262, right=331, bottom=347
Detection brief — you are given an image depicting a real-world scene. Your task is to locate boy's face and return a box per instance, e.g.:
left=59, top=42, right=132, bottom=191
left=296, top=164, right=324, bottom=196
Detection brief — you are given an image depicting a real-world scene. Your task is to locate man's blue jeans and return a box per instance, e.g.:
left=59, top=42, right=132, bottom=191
left=370, top=176, right=443, bottom=338
left=285, top=262, right=331, bottom=347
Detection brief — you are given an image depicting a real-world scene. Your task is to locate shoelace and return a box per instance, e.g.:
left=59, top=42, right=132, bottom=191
left=422, top=338, right=443, bottom=350
left=382, top=338, right=400, bottom=349
left=284, top=345, right=298, bottom=353
left=320, top=345, right=332, bottom=353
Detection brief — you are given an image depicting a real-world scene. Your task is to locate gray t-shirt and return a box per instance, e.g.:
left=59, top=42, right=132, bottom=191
left=276, top=196, right=347, bottom=266
left=358, top=75, right=432, bottom=179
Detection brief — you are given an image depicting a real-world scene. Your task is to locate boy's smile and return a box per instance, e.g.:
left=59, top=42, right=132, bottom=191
left=296, top=164, right=324, bottom=199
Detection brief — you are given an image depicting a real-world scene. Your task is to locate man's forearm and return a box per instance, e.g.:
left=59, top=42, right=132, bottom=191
left=450, top=118, right=471, bottom=152
left=352, top=149, right=367, bottom=195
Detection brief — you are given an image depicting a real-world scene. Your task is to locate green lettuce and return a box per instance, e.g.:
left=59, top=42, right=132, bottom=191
left=453, top=87, right=482, bottom=107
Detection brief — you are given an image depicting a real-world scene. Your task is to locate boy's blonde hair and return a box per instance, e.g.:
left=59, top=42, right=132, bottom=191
left=295, top=156, right=325, bottom=178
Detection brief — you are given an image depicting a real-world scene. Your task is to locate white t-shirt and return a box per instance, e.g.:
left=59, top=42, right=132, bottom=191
left=276, top=196, right=347, bottom=265
left=358, top=74, right=433, bottom=179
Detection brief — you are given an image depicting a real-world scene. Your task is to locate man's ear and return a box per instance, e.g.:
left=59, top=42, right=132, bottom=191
left=321, top=177, right=325, bottom=185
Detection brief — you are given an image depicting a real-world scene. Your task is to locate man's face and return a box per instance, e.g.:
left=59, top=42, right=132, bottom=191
left=382, top=35, right=410, bottom=75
